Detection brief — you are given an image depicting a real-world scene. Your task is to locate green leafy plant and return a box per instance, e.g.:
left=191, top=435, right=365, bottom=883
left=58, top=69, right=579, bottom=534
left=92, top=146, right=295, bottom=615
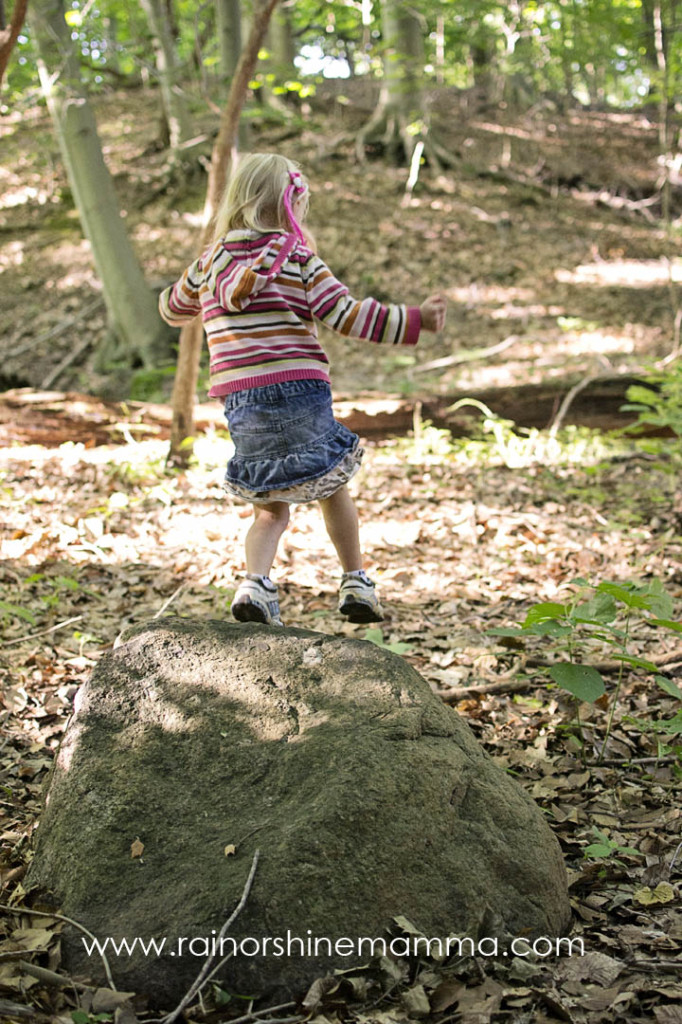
left=71, top=1011, right=113, bottom=1024
left=364, top=628, right=413, bottom=656
left=489, top=578, right=682, bottom=761
left=622, top=366, right=682, bottom=442
left=447, top=399, right=621, bottom=470
left=128, top=365, right=176, bottom=402
left=623, top=708, right=682, bottom=762
left=0, top=600, right=37, bottom=626
left=583, top=826, right=641, bottom=868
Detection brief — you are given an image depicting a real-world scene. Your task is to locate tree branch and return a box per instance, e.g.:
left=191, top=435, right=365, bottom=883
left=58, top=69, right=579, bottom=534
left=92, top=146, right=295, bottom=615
left=159, top=848, right=261, bottom=1024
left=0, top=0, right=28, bottom=86
left=168, top=0, right=282, bottom=466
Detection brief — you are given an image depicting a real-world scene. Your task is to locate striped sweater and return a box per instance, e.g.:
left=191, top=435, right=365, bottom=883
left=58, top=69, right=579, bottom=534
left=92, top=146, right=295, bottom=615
left=158, top=229, right=422, bottom=396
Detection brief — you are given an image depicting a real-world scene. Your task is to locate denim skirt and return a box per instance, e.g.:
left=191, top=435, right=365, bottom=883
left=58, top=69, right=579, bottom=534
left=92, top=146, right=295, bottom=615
left=222, top=379, right=363, bottom=505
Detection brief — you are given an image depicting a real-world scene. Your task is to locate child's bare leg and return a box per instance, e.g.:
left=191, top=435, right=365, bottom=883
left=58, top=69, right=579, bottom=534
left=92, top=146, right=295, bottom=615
left=245, top=501, right=290, bottom=577
left=320, top=485, right=383, bottom=622
left=318, top=485, right=362, bottom=572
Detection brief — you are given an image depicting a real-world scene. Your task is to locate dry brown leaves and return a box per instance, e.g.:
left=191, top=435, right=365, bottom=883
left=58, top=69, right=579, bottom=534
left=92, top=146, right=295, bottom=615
left=1, top=419, right=681, bottom=1021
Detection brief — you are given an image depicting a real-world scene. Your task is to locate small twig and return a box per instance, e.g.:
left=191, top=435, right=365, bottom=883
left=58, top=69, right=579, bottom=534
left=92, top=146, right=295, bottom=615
left=1, top=614, right=83, bottom=648
left=598, top=756, right=680, bottom=767
left=8, top=298, right=104, bottom=359
left=438, top=679, right=533, bottom=700
left=251, top=1016, right=303, bottom=1024
left=669, top=839, right=682, bottom=872
left=548, top=372, right=618, bottom=437
left=414, top=334, right=519, bottom=374
left=224, top=1001, right=298, bottom=1024
left=73, top=0, right=99, bottom=24
left=234, top=821, right=270, bottom=852
left=18, top=959, right=88, bottom=989
left=0, top=1000, right=42, bottom=1021
left=626, top=960, right=682, bottom=972
left=159, top=849, right=260, bottom=1024
left=0, top=864, right=26, bottom=887
left=41, top=334, right=93, bottom=389
left=526, top=644, right=682, bottom=674
left=401, top=139, right=425, bottom=207
left=153, top=583, right=186, bottom=619
left=0, top=904, right=116, bottom=990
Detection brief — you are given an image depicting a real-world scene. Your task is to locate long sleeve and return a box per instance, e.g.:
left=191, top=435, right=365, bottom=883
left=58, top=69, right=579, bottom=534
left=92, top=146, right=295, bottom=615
left=158, top=258, right=202, bottom=326
left=303, top=256, right=421, bottom=347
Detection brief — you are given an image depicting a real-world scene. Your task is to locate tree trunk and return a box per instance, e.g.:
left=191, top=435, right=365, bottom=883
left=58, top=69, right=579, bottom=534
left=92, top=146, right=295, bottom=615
left=0, top=0, right=28, bottom=85
left=30, top=0, right=171, bottom=369
left=256, top=3, right=298, bottom=115
left=471, top=38, right=497, bottom=107
left=557, top=0, right=575, bottom=104
left=215, top=0, right=242, bottom=78
left=215, top=0, right=250, bottom=148
left=359, top=0, right=424, bottom=162
left=641, top=0, right=661, bottom=78
left=168, top=0, right=282, bottom=465
left=266, top=1, right=297, bottom=91
left=651, top=0, right=675, bottom=225
left=139, top=0, right=192, bottom=153
left=356, top=0, right=452, bottom=169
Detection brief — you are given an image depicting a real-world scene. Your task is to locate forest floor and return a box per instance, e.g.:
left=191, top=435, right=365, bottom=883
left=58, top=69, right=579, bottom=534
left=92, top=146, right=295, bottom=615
left=1, top=84, right=682, bottom=1022
left=1, top=83, right=681, bottom=401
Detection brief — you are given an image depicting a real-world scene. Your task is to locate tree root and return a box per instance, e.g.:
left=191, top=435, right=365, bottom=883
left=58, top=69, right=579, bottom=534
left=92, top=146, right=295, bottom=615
left=355, top=100, right=457, bottom=172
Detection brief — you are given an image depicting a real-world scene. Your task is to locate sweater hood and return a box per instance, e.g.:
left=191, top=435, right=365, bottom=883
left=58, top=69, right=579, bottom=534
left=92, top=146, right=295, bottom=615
left=215, top=232, right=299, bottom=313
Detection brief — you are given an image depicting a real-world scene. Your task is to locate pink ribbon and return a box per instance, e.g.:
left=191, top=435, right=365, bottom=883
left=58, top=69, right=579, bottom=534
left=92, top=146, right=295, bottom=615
left=283, top=170, right=307, bottom=243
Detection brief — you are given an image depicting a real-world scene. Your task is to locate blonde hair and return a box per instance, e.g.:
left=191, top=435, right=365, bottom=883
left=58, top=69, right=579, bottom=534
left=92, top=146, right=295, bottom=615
left=214, top=153, right=309, bottom=239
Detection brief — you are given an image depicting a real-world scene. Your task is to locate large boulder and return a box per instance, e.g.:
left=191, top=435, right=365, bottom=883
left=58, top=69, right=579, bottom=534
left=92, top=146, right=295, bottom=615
left=27, top=619, right=571, bottom=1006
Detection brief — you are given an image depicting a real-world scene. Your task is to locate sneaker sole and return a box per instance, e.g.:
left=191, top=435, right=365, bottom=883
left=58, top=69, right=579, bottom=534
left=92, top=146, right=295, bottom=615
left=339, top=596, right=385, bottom=624
left=231, top=600, right=270, bottom=625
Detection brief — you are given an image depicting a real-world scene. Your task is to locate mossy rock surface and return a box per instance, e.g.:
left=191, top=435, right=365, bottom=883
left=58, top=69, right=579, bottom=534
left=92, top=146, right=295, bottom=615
left=28, top=618, right=571, bottom=1005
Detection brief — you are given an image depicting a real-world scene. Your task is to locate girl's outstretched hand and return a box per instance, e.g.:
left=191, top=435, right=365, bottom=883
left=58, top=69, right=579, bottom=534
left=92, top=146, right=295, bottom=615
left=420, top=293, right=447, bottom=332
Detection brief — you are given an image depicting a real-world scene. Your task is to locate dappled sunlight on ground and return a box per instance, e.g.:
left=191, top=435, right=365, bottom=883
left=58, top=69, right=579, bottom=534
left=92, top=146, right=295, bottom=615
left=2, top=95, right=681, bottom=399
left=3, top=424, right=682, bottom=1018
left=2, top=430, right=679, bottom=642
left=556, top=258, right=682, bottom=288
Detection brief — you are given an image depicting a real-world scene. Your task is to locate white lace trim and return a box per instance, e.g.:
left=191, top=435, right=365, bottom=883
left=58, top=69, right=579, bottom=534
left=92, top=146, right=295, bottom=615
left=224, top=446, right=364, bottom=505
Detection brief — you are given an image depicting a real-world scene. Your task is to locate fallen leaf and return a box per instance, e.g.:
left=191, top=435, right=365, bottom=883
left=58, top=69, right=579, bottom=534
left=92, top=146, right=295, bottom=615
left=655, top=1007, right=682, bottom=1024
left=224, top=843, right=236, bottom=856
left=633, top=882, right=676, bottom=906
left=301, top=975, right=339, bottom=1014
left=393, top=915, right=424, bottom=935
left=401, top=984, right=431, bottom=1018
left=130, top=837, right=144, bottom=859
left=430, top=978, right=463, bottom=1013
left=91, top=988, right=138, bottom=1012
left=10, top=926, right=55, bottom=951
left=557, top=949, right=623, bottom=986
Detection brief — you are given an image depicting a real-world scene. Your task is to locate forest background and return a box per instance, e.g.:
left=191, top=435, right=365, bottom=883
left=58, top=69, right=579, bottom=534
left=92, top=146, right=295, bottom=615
left=1, top=0, right=682, bottom=1022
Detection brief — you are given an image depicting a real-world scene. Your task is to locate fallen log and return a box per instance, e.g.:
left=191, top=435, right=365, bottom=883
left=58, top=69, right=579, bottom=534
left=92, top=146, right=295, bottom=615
left=0, top=375, right=653, bottom=449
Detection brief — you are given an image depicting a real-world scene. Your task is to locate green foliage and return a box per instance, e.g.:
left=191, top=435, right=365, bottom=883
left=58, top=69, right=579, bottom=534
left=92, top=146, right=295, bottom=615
left=128, top=366, right=176, bottom=403
left=364, top=628, right=413, bottom=656
left=5, top=0, right=680, bottom=115
left=211, top=984, right=233, bottom=1007
left=489, top=577, right=682, bottom=761
left=447, top=400, right=622, bottom=470
left=71, top=1012, right=112, bottom=1024
left=0, top=600, right=37, bottom=627
left=622, top=364, right=682, bottom=442
left=583, top=826, right=641, bottom=865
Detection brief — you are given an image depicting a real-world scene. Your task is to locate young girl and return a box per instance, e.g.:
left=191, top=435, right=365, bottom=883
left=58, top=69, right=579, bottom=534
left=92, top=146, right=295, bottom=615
left=160, top=153, right=446, bottom=626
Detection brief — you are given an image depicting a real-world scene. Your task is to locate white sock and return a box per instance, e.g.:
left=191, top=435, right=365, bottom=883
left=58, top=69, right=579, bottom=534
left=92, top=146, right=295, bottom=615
left=246, top=573, right=276, bottom=590
left=343, top=569, right=371, bottom=583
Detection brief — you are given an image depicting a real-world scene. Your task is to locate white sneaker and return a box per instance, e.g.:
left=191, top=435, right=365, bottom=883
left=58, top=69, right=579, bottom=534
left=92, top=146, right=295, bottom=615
left=231, top=575, right=283, bottom=626
left=338, top=571, right=384, bottom=623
